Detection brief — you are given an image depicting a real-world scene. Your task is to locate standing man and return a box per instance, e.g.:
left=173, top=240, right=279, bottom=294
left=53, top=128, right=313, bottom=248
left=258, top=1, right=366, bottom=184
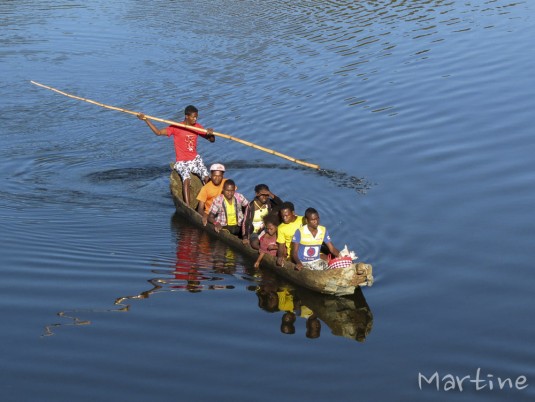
left=197, top=163, right=227, bottom=226
left=276, top=202, right=305, bottom=267
left=137, top=105, right=215, bottom=206
left=291, top=207, right=340, bottom=271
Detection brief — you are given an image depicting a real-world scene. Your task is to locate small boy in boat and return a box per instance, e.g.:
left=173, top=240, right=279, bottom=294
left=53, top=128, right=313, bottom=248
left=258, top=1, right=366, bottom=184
left=253, top=214, right=279, bottom=268
left=137, top=105, right=215, bottom=206
left=291, top=207, right=340, bottom=271
left=207, top=180, right=249, bottom=236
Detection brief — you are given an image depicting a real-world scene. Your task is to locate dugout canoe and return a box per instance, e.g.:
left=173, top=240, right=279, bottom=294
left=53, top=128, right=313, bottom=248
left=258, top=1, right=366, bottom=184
left=169, top=168, right=373, bottom=296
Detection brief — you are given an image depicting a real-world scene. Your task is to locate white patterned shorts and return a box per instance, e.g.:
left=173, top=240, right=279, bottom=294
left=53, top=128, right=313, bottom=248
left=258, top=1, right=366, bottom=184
left=174, top=155, right=209, bottom=180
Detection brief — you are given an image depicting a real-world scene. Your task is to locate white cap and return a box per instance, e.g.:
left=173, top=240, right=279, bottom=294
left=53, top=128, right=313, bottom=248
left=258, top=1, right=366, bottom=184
left=210, top=163, right=225, bottom=172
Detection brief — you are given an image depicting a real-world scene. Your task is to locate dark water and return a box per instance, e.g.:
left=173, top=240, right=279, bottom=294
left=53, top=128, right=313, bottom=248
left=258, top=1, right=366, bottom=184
left=1, top=1, right=534, bottom=401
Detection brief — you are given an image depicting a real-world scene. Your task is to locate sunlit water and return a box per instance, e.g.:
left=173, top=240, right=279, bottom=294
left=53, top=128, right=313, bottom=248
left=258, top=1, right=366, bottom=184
left=1, top=1, right=534, bottom=401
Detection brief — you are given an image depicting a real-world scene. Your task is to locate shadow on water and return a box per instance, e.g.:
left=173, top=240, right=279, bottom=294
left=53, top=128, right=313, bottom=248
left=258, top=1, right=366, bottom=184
left=224, top=160, right=374, bottom=194
left=85, top=166, right=170, bottom=183
left=43, top=215, right=372, bottom=342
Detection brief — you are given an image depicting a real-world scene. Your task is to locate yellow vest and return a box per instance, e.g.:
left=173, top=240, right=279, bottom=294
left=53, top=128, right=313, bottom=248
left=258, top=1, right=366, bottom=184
left=297, top=225, right=326, bottom=245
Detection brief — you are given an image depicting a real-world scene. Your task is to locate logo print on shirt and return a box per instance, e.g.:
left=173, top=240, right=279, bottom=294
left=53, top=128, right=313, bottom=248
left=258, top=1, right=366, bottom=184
left=185, top=135, right=194, bottom=152
left=304, top=246, right=319, bottom=258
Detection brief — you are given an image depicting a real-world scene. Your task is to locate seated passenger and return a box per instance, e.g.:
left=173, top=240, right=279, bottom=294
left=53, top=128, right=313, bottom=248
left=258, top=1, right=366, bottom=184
left=197, top=163, right=227, bottom=225
left=253, top=214, right=279, bottom=268
left=291, top=207, right=340, bottom=271
left=276, top=202, right=305, bottom=267
left=242, top=184, right=283, bottom=249
left=207, top=180, right=249, bottom=236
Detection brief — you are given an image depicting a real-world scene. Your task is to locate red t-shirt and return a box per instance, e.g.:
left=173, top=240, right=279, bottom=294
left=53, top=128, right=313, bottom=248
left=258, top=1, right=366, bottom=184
left=167, top=122, right=207, bottom=162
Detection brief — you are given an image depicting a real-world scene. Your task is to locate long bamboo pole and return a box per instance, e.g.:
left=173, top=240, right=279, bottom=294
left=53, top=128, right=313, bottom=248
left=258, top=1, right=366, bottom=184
left=30, top=81, right=320, bottom=170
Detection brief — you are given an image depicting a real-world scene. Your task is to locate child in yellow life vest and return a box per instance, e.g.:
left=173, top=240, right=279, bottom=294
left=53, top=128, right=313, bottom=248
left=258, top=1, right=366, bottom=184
left=291, top=207, right=340, bottom=271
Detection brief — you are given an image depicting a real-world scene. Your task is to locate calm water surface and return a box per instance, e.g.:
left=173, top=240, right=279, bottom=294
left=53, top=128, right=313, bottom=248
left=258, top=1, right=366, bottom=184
left=1, top=1, right=535, bottom=401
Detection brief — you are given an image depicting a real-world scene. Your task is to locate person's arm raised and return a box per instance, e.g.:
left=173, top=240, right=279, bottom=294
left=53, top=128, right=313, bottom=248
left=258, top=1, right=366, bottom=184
left=137, top=113, right=167, bottom=136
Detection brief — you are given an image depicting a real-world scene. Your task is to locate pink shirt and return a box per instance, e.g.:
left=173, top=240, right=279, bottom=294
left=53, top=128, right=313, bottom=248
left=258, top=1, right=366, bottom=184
left=167, top=123, right=207, bottom=162
left=259, top=231, right=277, bottom=256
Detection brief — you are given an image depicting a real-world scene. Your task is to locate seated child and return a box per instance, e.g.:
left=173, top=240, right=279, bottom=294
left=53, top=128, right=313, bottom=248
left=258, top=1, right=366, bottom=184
left=254, top=214, right=279, bottom=268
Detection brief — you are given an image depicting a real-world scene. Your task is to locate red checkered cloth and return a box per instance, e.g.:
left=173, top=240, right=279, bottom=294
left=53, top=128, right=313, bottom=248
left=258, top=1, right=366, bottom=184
left=327, top=255, right=353, bottom=270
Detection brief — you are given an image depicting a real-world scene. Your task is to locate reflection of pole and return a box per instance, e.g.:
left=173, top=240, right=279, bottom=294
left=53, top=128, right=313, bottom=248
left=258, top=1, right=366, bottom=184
left=114, top=279, right=163, bottom=307
left=42, top=305, right=127, bottom=337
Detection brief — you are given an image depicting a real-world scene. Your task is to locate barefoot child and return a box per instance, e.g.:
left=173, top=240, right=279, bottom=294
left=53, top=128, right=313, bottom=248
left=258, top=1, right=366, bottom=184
left=254, top=214, right=279, bottom=268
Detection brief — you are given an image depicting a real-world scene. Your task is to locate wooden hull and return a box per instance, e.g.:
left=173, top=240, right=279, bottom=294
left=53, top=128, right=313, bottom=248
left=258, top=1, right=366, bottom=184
left=169, top=169, right=373, bottom=296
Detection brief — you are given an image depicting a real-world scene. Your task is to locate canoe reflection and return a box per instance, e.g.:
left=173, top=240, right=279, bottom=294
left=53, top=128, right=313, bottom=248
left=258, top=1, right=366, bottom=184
left=256, top=269, right=373, bottom=342
left=170, top=216, right=238, bottom=292
left=118, top=215, right=241, bottom=299
left=43, top=215, right=372, bottom=342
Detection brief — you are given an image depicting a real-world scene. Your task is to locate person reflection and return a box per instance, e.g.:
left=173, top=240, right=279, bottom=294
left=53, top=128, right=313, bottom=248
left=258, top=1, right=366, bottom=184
left=305, top=314, right=321, bottom=339
left=172, top=223, right=208, bottom=292
left=257, top=283, right=321, bottom=338
left=257, top=288, right=279, bottom=313
left=211, top=238, right=237, bottom=275
left=280, top=312, right=296, bottom=335
left=171, top=214, right=236, bottom=291
left=256, top=272, right=375, bottom=341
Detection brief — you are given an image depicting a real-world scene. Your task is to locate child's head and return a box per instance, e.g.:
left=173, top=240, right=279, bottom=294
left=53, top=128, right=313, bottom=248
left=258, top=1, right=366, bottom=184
left=265, top=222, right=277, bottom=236
left=263, top=214, right=279, bottom=235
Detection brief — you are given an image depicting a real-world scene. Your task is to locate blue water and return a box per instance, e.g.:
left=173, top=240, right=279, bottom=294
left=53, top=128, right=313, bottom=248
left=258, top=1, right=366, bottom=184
left=1, top=1, right=535, bottom=401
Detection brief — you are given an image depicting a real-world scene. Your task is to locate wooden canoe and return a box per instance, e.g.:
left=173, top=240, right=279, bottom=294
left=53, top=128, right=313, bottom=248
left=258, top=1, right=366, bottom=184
left=169, top=168, right=373, bottom=296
